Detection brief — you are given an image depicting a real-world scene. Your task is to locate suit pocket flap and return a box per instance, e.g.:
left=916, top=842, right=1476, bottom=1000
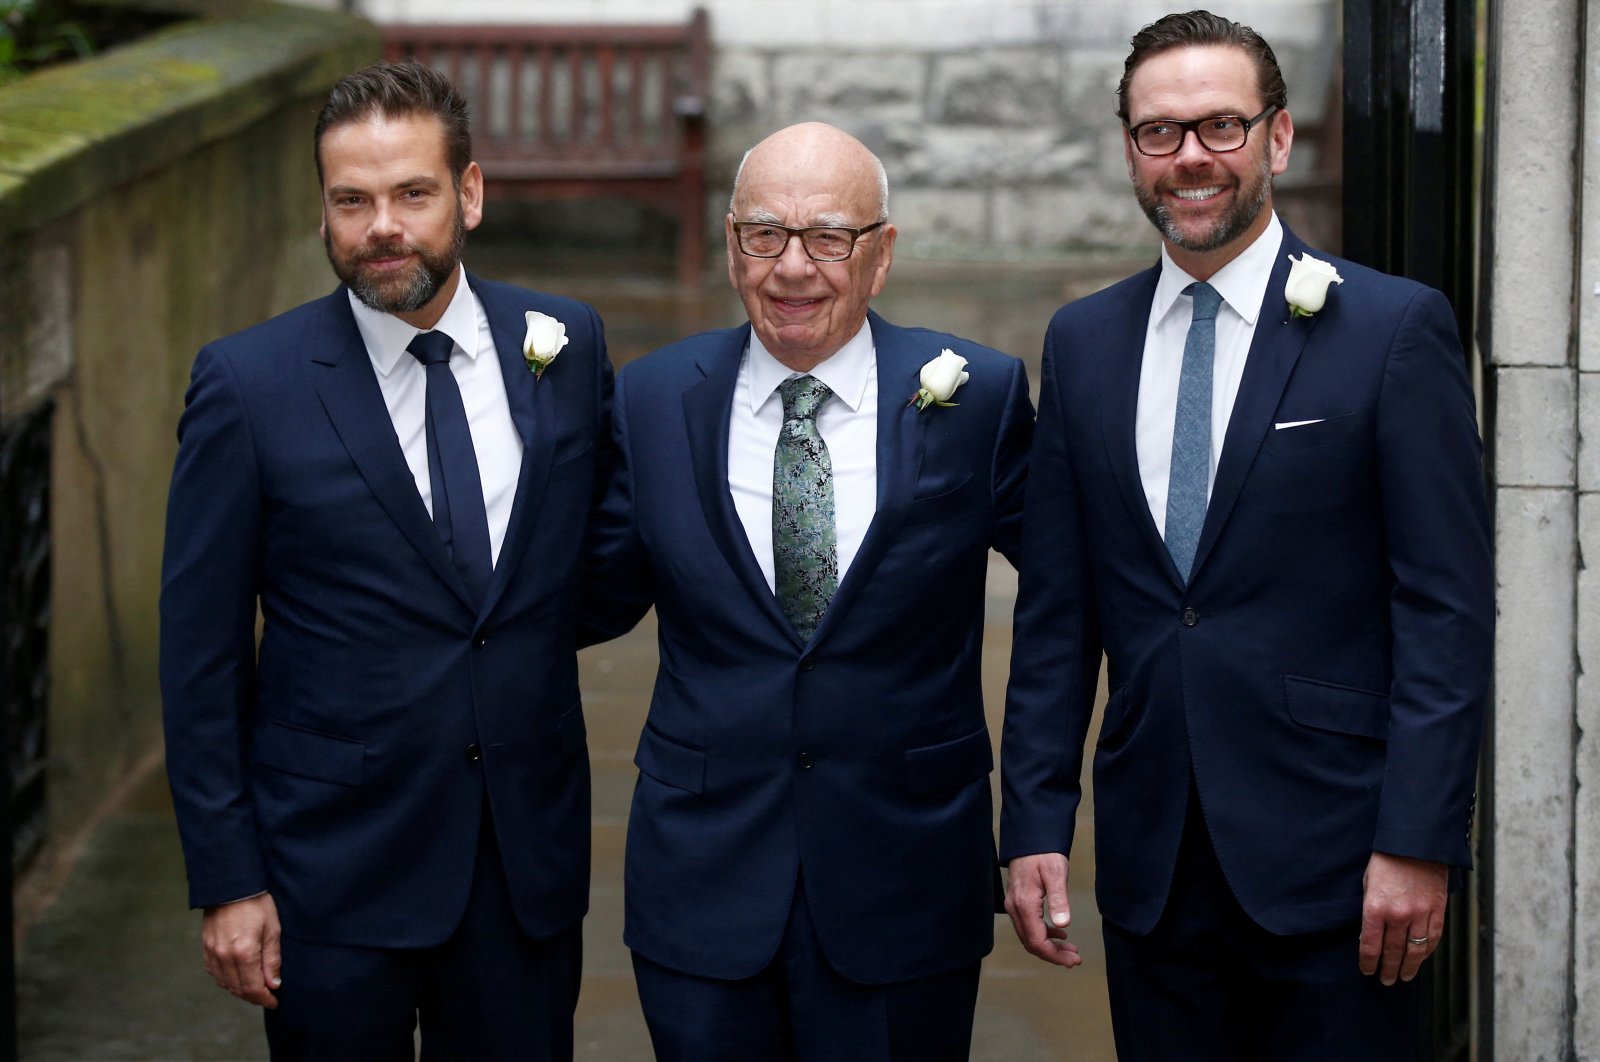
left=903, top=726, right=993, bottom=795
left=633, top=725, right=705, bottom=794
left=253, top=720, right=365, bottom=786
left=1284, top=675, right=1389, bottom=740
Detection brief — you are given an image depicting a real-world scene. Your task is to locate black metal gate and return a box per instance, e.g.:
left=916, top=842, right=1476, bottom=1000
left=1343, top=0, right=1480, bottom=1057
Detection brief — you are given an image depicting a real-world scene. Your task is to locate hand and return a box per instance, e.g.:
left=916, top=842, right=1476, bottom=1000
left=201, top=893, right=283, bottom=1008
left=1003, top=853, right=1082, bottom=968
left=1359, top=852, right=1447, bottom=985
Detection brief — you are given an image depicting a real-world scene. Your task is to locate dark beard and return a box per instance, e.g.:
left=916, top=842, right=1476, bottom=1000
left=1134, top=148, right=1272, bottom=254
left=326, top=204, right=466, bottom=314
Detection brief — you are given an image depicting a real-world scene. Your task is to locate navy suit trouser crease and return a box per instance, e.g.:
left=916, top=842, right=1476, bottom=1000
left=1102, top=789, right=1419, bottom=1062
left=264, top=809, right=582, bottom=1061
left=632, top=874, right=981, bottom=1062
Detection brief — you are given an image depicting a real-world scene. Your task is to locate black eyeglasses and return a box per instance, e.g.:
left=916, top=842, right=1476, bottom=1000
left=733, top=221, right=886, bottom=262
left=1127, top=105, right=1277, bottom=157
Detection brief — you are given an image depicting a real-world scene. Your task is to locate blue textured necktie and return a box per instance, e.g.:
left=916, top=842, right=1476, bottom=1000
left=408, top=330, right=492, bottom=605
left=772, top=375, right=837, bottom=641
left=1164, top=282, right=1223, bottom=582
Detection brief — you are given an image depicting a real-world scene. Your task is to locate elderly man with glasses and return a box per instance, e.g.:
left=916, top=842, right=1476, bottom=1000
left=1000, top=11, right=1493, bottom=1061
left=583, top=121, right=1033, bottom=1061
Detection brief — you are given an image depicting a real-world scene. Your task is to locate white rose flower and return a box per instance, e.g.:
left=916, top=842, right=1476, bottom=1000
left=1284, top=253, right=1344, bottom=318
left=523, top=311, right=569, bottom=377
left=911, top=349, right=970, bottom=411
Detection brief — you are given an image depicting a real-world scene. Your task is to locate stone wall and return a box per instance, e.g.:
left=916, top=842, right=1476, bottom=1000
left=0, top=1, right=378, bottom=872
left=1481, top=0, right=1600, bottom=1057
left=355, top=0, right=1341, bottom=258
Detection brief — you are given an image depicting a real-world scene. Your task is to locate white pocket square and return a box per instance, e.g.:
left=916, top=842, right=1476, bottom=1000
left=1274, top=419, right=1325, bottom=430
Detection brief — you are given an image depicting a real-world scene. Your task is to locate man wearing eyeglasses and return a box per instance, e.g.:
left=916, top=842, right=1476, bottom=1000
left=583, top=122, right=1032, bottom=1060
left=1000, top=11, right=1492, bottom=1060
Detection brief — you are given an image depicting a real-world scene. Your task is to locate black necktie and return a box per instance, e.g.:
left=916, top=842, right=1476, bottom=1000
left=407, top=330, right=492, bottom=605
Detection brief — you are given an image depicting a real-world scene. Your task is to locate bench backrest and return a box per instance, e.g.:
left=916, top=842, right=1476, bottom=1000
left=382, top=11, right=710, bottom=179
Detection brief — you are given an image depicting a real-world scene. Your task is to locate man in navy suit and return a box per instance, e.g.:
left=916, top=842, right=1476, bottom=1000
left=1001, top=11, right=1493, bottom=1060
left=584, top=122, right=1033, bottom=1060
left=160, top=61, right=609, bottom=1059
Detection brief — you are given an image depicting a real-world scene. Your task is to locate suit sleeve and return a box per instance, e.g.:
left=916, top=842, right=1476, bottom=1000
left=1370, top=288, right=1494, bottom=867
left=989, top=356, right=1035, bottom=568
left=159, top=345, right=268, bottom=908
left=578, top=367, right=656, bottom=646
left=999, top=324, right=1103, bottom=862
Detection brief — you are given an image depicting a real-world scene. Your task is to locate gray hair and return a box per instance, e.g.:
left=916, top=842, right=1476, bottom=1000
left=729, top=146, right=890, bottom=222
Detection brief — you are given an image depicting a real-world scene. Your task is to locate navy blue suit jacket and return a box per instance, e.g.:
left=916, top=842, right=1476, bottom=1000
left=1001, top=227, right=1494, bottom=936
left=585, top=311, right=1033, bottom=984
left=160, top=276, right=611, bottom=948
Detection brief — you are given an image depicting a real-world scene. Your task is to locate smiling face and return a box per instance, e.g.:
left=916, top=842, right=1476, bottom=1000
left=318, top=113, right=483, bottom=329
left=727, top=123, right=896, bottom=373
left=1123, top=44, right=1292, bottom=279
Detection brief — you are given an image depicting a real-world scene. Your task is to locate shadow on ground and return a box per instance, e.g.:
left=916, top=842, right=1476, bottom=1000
left=17, top=240, right=1142, bottom=1060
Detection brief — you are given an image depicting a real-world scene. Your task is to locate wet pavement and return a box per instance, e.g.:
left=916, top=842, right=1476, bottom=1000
left=16, top=242, right=1144, bottom=1060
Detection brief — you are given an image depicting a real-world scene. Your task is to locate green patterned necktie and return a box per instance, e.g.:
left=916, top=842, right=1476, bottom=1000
left=772, top=375, right=838, bottom=641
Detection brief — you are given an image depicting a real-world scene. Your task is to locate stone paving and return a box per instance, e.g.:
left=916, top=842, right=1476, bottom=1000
left=16, top=244, right=1142, bottom=1060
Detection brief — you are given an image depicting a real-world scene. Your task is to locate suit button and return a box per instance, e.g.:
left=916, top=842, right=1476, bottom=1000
left=1181, top=608, right=1199, bottom=627
left=466, top=743, right=482, bottom=763
left=472, top=636, right=487, bottom=649
left=797, top=750, right=814, bottom=769
left=801, top=657, right=815, bottom=672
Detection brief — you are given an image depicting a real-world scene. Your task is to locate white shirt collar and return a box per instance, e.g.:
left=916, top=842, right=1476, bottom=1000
left=348, top=263, right=480, bottom=376
left=1152, top=211, right=1284, bottom=327
left=745, top=319, right=875, bottom=415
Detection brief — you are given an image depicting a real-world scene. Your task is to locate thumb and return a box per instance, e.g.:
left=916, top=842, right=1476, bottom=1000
left=1045, top=863, right=1072, bottom=928
left=262, top=924, right=283, bottom=988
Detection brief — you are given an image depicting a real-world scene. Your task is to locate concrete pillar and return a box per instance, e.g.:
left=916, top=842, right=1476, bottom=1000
left=1482, top=0, right=1595, bottom=1057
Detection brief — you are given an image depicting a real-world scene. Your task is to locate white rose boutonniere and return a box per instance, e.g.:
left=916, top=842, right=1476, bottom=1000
left=1284, top=253, right=1344, bottom=319
left=522, top=310, right=569, bottom=378
left=909, top=349, right=970, bottom=412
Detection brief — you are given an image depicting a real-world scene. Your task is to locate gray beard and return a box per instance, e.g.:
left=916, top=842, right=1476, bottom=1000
left=1135, top=152, right=1273, bottom=253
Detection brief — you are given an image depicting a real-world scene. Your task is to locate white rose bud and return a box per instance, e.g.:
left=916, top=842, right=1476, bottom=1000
left=1284, top=253, right=1344, bottom=317
left=523, top=311, right=569, bottom=376
left=920, top=349, right=970, bottom=402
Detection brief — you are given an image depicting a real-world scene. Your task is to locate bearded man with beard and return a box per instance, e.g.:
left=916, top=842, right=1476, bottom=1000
left=160, top=60, right=611, bottom=1060
left=999, top=11, right=1493, bottom=1061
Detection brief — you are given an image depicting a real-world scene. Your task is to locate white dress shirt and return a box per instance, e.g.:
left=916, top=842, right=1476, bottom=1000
left=728, top=322, right=879, bottom=592
left=1136, top=212, right=1284, bottom=536
left=348, top=265, right=523, bottom=566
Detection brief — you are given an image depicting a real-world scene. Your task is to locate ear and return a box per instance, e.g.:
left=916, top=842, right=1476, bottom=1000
left=459, top=161, right=485, bottom=230
left=868, top=223, right=897, bottom=298
left=725, top=213, right=739, bottom=287
left=1123, top=128, right=1138, bottom=182
left=1268, top=108, right=1294, bottom=177
left=319, top=210, right=327, bottom=241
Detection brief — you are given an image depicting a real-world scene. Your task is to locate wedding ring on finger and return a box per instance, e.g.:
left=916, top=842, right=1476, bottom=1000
left=1406, top=935, right=1429, bottom=946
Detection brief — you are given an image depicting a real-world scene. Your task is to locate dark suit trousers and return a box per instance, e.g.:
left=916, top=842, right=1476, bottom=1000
left=264, top=812, right=582, bottom=1062
left=1102, top=790, right=1419, bottom=1062
left=632, top=874, right=981, bottom=1062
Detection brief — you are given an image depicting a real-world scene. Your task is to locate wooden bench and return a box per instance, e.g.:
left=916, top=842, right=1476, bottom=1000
left=383, top=9, right=710, bottom=286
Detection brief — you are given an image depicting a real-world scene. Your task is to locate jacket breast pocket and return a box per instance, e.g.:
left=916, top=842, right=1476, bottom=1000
left=633, top=724, right=706, bottom=794
left=1284, top=675, right=1389, bottom=741
left=903, top=726, right=993, bottom=795
left=253, top=719, right=365, bottom=786
left=1260, top=412, right=1361, bottom=456
left=903, top=474, right=977, bottom=525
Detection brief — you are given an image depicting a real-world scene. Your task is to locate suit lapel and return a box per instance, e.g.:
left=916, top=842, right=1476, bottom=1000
left=1097, top=267, right=1184, bottom=588
left=808, top=311, right=925, bottom=646
left=682, top=325, right=797, bottom=639
left=311, top=290, right=476, bottom=611
left=1190, top=230, right=1318, bottom=579
left=476, top=279, right=554, bottom=620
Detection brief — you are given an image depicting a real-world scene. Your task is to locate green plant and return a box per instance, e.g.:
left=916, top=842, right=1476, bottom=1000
left=0, top=0, right=95, bottom=86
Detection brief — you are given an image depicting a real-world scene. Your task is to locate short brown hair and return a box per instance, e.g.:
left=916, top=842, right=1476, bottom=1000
left=314, top=60, right=472, bottom=184
left=1115, top=10, right=1289, bottom=123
